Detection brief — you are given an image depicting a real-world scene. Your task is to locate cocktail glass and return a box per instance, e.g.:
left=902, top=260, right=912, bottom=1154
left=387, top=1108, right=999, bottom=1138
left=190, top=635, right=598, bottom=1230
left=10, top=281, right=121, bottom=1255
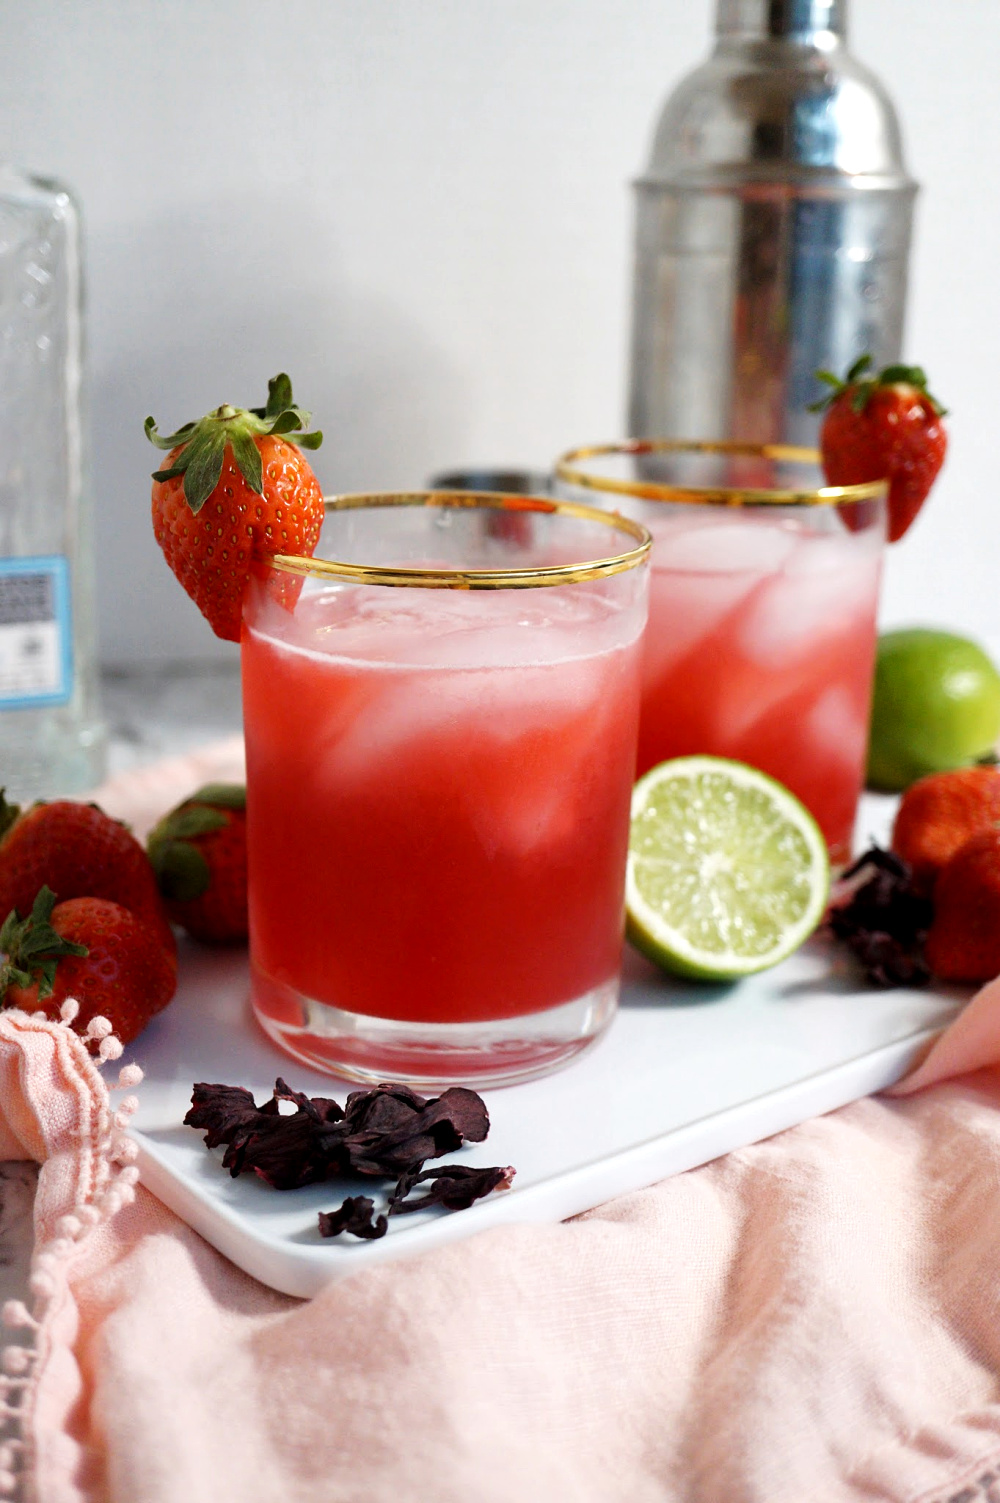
left=241, top=491, right=650, bottom=1087
left=553, top=443, right=887, bottom=867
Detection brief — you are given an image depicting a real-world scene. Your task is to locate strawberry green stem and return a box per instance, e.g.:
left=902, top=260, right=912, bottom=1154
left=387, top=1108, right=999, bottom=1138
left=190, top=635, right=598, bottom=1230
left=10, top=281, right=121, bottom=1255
left=0, top=790, right=21, bottom=843
left=144, top=373, right=323, bottom=514
left=809, top=355, right=947, bottom=417
left=0, top=886, right=88, bottom=1002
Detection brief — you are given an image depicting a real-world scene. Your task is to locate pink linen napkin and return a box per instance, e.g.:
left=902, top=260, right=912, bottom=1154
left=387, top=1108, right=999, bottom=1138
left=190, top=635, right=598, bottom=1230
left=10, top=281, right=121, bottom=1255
left=4, top=745, right=1000, bottom=1503
left=887, top=973, right=1000, bottom=1097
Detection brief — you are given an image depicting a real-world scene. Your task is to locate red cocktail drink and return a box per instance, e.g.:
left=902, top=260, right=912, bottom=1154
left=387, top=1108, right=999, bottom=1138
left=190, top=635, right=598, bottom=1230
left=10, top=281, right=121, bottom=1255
left=242, top=493, right=649, bottom=1086
left=555, top=444, right=887, bottom=866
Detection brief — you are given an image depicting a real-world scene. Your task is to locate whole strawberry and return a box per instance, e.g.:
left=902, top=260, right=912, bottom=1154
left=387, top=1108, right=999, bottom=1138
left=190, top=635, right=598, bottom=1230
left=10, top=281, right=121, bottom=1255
left=0, top=793, right=175, bottom=959
left=891, top=765, right=1000, bottom=892
left=146, top=374, right=324, bottom=641
left=924, top=829, right=1000, bottom=983
left=147, top=784, right=247, bottom=944
left=0, top=887, right=177, bottom=1045
left=812, top=356, right=947, bottom=542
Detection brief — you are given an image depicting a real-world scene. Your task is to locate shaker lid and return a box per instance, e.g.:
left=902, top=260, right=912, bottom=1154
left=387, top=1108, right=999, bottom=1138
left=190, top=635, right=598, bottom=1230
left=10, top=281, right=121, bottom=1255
left=717, top=0, right=844, bottom=40
left=639, top=0, right=915, bottom=189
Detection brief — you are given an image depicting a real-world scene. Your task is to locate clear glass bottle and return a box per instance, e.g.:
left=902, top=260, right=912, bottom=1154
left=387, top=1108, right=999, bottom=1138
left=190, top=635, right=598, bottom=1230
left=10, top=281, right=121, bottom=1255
left=0, top=162, right=105, bottom=801
left=628, top=0, right=917, bottom=446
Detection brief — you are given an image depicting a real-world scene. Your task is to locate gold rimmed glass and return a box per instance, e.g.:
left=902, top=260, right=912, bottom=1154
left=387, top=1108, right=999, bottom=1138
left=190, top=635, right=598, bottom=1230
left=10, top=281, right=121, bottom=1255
left=241, top=491, right=651, bottom=1087
left=553, top=443, right=889, bottom=866
left=555, top=440, right=887, bottom=508
left=267, top=489, right=650, bottom=589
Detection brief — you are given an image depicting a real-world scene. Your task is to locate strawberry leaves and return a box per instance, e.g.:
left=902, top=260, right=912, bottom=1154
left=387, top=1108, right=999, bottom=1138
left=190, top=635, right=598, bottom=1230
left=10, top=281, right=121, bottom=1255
left=0, top=886, right=89, bottom=1002
left=189, top=784, right=247, bottom=810
left=249, top=373, right=323, bottom=448
left=0, top=790, right=21, bottom=844
left=812, top=353, right=874, bottom=410
left=147, top=785, right=245, bottom=904
left=810, top=354, right=948, bottom=417
left=226, top=427, right=263, bottom=499
left=145, top=374, right=324, bottom=514
left=146, top=785, right=248, bottom=944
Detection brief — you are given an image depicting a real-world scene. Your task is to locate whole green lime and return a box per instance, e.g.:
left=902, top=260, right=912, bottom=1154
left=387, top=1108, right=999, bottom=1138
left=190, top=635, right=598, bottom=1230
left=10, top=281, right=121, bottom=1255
left=867, top=628, right=1000, bottom=791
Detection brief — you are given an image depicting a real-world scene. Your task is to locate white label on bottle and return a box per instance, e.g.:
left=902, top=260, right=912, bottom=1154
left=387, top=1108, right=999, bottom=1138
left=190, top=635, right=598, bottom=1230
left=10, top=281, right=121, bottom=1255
left=0, top=556, right=73, bottom=708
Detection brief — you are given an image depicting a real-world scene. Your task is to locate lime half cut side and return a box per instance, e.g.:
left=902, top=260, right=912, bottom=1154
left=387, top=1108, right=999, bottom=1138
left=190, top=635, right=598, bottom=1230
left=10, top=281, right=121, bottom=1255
left=626, top=756, right=830, bottom=982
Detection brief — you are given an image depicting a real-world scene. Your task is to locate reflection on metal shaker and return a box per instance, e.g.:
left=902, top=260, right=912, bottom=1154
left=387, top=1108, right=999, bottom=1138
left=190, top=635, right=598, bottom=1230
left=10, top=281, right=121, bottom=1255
left=628, top=0, right=916, bottom=447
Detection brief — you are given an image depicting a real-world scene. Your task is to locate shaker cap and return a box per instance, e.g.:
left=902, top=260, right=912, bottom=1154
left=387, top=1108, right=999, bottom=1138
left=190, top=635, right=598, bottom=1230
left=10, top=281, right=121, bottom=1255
left=641, top=0, right=914, bottom=188
left=717, top=0, right=844, bottom=40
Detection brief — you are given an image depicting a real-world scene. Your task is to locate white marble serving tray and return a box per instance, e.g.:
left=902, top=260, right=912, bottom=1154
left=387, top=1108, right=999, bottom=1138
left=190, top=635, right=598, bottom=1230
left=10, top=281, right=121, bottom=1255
left=130, top=926, right=964, bottom=1299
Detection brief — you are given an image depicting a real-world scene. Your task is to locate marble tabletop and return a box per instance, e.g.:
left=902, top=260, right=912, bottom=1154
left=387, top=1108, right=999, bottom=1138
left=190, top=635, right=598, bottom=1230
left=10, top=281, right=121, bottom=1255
left=101, top=659, right=243, bottom=779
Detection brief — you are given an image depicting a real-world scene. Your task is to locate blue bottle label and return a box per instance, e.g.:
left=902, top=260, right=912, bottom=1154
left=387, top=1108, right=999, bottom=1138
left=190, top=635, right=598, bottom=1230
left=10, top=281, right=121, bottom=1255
left=0, top=555, right=73, bottom=709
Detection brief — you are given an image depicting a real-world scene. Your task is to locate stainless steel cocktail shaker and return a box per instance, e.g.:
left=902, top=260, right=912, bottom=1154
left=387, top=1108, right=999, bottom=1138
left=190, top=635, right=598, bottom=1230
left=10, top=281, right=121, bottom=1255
left=628, top=0, right=916, bottom=446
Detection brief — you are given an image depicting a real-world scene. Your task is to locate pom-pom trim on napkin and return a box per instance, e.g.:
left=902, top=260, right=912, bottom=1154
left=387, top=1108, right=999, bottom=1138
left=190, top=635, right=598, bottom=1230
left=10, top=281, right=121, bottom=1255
left=0, top=999, right=143, bottom=1499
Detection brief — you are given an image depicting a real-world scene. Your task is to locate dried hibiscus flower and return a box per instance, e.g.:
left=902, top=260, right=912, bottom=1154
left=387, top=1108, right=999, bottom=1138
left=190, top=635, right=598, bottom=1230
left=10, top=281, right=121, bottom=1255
left=827, top=845, right=933, bottom=987
left=185, top=1077, right=514, bottom=1241
left=185, top=1078, right=490, bottom=1189
left=316, top=1165, right=515, bottom=1242
left=387, top=1162, right=516, bottom=1216
left=317, top=1196, right=388, bottom=1241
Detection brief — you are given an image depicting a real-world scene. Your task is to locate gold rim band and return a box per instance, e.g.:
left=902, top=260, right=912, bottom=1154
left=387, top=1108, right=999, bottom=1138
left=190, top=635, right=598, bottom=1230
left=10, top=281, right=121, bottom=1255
left=554, top=440, right=888, bottom=507
left=267, top=490, right=651, bottom=590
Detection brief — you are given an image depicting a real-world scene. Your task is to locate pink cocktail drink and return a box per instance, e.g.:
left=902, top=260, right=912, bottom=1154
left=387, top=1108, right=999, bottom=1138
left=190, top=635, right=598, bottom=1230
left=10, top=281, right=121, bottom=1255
left=241, top=493, right=650, bottom=1087
left=554, top=443, right=887, bottom=867
left=637, top=508, right=882, bottom=864
left=244, top=586, right=642, bottom=1022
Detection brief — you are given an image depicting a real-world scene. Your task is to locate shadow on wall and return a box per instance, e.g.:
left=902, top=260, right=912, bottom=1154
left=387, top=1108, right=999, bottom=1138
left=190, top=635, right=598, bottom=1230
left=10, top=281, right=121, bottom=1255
left=90, top=192, right=465, bottom=668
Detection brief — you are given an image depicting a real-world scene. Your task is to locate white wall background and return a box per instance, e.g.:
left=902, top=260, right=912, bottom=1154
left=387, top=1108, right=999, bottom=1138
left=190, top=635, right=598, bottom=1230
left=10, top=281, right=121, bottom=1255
left=0, top=0, right=995, bottom=667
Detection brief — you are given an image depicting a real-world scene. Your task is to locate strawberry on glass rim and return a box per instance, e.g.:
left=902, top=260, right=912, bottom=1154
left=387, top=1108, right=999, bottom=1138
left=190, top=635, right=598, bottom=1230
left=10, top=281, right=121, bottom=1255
left=811, top=355, right=948, bottom=543
left=145, top=373, right=325, bottom=641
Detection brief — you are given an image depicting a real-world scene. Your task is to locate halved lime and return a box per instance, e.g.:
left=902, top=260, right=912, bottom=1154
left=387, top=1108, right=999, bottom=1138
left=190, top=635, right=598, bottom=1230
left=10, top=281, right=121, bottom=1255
left=626, top=756, right=830, bottom=981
